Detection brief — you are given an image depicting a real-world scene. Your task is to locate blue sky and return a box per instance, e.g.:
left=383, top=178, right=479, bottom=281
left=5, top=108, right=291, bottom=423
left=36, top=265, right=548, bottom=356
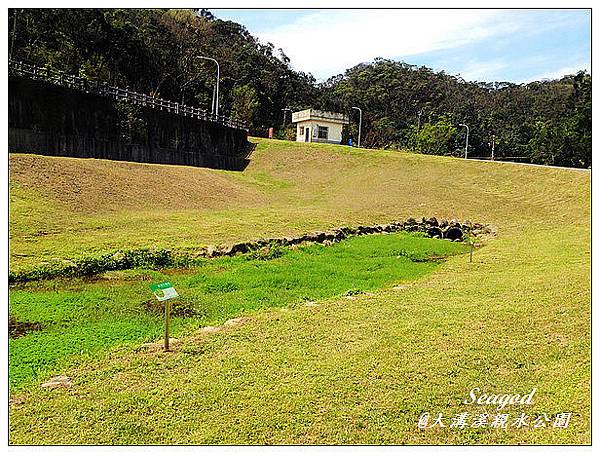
left=212, top=9, right=590, bottom=83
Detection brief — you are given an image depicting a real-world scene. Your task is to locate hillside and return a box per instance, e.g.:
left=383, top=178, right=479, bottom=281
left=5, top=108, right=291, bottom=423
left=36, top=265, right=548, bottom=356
left=8, top=138, right=589, bottom=271
left=9, top=9, right=591, bottom=165
left=8, top=140, right=590, bottom=444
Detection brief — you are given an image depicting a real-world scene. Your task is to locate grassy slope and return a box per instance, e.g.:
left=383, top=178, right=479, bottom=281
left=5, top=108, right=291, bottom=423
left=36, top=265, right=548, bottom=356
left=8, top=139, right=590, bottom=444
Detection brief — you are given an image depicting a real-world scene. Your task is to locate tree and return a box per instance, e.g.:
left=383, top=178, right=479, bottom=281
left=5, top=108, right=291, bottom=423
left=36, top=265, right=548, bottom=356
left=8, top=8, right=591, bottom=167
left=231, top=85, right=259, bottom=125
left=408, top=116, right=458, bottom=155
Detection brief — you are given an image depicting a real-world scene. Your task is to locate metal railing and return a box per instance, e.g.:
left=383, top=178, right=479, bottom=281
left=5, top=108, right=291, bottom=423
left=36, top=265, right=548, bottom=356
left=9, top=59, right=248, bottom=131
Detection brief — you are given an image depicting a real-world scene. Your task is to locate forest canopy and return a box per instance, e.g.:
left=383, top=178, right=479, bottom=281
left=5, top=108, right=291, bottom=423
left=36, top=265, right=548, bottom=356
left=8, top=8, right=591, bottom=168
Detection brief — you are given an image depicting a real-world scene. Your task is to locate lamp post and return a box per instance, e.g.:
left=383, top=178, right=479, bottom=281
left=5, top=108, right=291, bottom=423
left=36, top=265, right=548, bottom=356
left=282, top=107, right=292, bottom=125
left=197, top=56, right=220, bottom=117
left=351, top=106, right=362, bottom=148
left=459, top=123, right=469, bottom=159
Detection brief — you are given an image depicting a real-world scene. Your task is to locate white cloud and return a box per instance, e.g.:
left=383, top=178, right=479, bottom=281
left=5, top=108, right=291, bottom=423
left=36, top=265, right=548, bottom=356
left=520, top=63, right=590, bottom=83
left=255, top=9, right=518, bottom=79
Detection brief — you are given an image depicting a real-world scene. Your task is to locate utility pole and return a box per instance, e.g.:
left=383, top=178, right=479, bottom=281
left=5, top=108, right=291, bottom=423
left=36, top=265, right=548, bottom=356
left=197, top=56, right=220, bottom=117
left=491, top=134, right=496, bottom=161
left=10, top=9, right=19, bottom=60
left=417, top=111, right=422, bottom=131
left=459, top=123, right=469, bottom=159
left=351, top=106, right=362, bottom=148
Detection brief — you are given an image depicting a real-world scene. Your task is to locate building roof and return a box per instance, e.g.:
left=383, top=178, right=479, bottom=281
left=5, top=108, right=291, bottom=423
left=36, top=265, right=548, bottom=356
left=291, top=109, right=349, bottom=124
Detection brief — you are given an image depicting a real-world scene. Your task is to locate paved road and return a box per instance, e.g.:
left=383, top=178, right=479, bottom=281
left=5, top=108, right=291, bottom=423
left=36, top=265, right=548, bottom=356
left=467, top=158, right=590, bottom=172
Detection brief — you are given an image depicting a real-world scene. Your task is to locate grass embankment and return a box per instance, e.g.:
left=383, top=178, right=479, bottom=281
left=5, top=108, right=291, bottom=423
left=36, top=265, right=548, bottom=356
left=8, top=138, right=590, bottom=444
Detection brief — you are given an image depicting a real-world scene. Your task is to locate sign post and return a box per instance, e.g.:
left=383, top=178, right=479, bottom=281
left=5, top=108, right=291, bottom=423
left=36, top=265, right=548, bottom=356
left=150, top=281, right=179, bottom=352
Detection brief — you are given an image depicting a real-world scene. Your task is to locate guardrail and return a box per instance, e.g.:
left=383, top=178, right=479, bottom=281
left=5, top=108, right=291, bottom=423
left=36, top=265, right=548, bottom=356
left=9, top=59, right=248, bottom=131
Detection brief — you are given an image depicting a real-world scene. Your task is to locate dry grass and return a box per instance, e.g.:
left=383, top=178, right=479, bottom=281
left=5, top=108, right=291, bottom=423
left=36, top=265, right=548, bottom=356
left=8, top=138, right=590, bottom=444
left=9, top=153, right=267, bottom=214
left=9, top=139, right=588, bottom=271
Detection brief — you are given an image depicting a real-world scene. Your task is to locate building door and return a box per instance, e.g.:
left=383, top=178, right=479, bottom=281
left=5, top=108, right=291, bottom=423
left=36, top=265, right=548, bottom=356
left=305, top=127, right=310, bottom=142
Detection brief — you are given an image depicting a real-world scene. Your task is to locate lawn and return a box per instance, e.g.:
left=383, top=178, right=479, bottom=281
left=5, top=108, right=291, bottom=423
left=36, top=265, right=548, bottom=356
left=8, top=138, right=590, bottom=444
left=9, top=232, right=466, bottom=391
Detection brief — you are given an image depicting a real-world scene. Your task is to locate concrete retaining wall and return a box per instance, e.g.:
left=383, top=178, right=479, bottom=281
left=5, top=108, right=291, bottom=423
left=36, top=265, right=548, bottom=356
left=9, top=76, right=250, bottom=170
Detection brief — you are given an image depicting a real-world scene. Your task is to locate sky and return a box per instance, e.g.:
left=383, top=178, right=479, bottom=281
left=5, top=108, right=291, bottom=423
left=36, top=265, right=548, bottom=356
left=212, top=9, right=591, bottom=83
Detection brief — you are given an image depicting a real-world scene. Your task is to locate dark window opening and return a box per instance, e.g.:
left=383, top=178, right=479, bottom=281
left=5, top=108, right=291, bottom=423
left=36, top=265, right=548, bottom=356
left=318, top=126, right=328, bottom=139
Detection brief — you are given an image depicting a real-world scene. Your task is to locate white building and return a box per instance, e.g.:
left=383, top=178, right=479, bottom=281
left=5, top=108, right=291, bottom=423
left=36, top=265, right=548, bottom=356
left=291, top=109, right=349, bottom=144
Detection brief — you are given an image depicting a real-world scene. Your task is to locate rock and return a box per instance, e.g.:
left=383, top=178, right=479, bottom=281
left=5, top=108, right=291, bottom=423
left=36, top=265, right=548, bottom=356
left=329, top=228, right=346, bottom=240
left=230, top=242, right=250, bottom=255
left=426, top=217, right=439, bottom=227
left=405, top=217, right=417, bottom=225
left=41, top=375, right=73, bottom=389
left=322, top=239, right=333, bottom=246
left=439, top=218, right=449, bottom=228
left=449, top=218, right=462, bottom=228
left=444, top=226, right=464, bottom=241
left=111, top=251, right=125, bottom=262
left=340, top=226, right=356, bottom=236
left=311, top=231, right=327, bottom=242
left=462, top=219, right=473, bottom=229
left=206, top=245, right=218, bottom=258
left=244, top=241, right=260, bottom=250
left=427, top=226, right=443, bottom=238
left=322, top=231, right=336, bottom=241
left=219, top=244, right=234, bottom=256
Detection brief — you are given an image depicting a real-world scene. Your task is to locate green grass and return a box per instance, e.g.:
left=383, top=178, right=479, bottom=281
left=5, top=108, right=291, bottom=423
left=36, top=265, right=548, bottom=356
left=9, top=232, right=466, bottom=391
left=8, top=138, right=590, bottom=444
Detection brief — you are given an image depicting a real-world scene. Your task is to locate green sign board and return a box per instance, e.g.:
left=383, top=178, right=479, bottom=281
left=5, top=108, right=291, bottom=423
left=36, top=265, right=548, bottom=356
left=150, top=281, right=179, bottom=301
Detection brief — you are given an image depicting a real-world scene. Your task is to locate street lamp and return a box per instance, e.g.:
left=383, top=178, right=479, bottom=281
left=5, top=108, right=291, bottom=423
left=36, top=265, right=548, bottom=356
left=351, top=106, right=362, bottom=148
left=459, top=123, right=469, bottom=159
left=197, top=56, right=220, bottom=117
left=281, top=107, right=292, bottom=125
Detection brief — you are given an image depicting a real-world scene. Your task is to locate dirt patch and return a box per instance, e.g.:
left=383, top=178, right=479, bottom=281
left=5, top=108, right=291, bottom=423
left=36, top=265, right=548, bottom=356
left=142, top=298, right=198, bottom=318
left=40, top=375, right=72, bottom=389
left=9, top=154, right=267, bottom=214
left=223, top=316, right=252, bottom=327
left=199, top=326, right=221, bottom=333
left=9, top=315, right=43, bottom=338
left=9, top=395, right=27, bottom=406
left=139, top=338, right=181, bottom=352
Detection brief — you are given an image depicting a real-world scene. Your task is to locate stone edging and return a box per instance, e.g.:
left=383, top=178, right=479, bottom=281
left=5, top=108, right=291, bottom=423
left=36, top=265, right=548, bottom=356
left=196, top=217, right=492, bottom=258
left=9, top=217, right=493, bottom=284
